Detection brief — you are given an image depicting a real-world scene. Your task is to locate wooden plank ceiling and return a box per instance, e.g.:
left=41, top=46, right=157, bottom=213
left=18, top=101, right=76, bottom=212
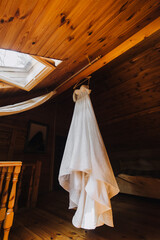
left=0, top=0, right=160, bottom=105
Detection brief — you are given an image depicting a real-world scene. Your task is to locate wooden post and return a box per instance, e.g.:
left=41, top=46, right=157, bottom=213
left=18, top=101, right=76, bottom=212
left=27, top=164, right=35, bottom=208
left=3, top=165, right=21, bottom=240
left=15, top=161, right=41, bottom=210
left=0, top=167, right=7, bottom=195
left=49, top=102, right=57, bottom=192
left=0, top=167, right=13, bottom=229
left=31, top=161, right=42, bottom=208
left=14, top=166, right=25, bottom=212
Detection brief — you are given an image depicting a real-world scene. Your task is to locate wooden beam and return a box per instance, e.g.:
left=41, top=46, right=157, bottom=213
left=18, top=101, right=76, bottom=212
left=117, top=174, right=160, bottom=199
left=49, top=102, right=57, bottom=192
left=56, top=17, right=160, bottom=94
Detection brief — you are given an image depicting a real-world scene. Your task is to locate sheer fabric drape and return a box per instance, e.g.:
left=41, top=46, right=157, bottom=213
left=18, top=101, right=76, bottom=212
left=0, top=91, right=55, bottom=116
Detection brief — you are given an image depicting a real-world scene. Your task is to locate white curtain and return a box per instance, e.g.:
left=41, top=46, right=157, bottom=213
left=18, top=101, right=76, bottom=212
left=0, top=91, right=55, bottom=116
left=59, top=85, right=119, bottom=230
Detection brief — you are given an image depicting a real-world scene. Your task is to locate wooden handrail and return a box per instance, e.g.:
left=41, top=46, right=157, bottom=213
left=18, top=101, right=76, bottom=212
left=0, top=162, right=22, bottom=167
left=0, top=161, right=22, bottom=240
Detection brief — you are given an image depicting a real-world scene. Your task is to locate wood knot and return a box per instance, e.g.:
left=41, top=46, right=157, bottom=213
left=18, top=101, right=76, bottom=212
left=68, top=36, right=74, bottom=41
left=61, top=16, right=66, bottom=24
left=70, top=232, right=76, bottom=235
left=60, top=13, right=66, bottom=27
left=15, top=8, right=20, bottom=17
left=70, top=25, right=75, bottom=30
left=8, top=17, right=14, bottom=22
left=20, top=14, right=28, bottom=20
left=88, top=31, right=93, bottom=36
left=119, top=1, right=128, bottom=13
left=88, top=21, right=93, bottom=30
left=126, top=13, right=135, bottom=21
left=66, top=19, right=70, bottom=25
left=98, top=37, right=106, bottom=43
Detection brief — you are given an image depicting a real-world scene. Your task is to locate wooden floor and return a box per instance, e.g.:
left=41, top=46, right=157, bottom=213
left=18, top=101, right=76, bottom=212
left=10, top=191, right=160, bottom=240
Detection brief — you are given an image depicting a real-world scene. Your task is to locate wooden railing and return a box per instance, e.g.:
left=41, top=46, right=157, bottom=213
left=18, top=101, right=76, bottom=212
left=15, top=160, right=41, bottom=211
left=0, top=161, right=22, bottom=240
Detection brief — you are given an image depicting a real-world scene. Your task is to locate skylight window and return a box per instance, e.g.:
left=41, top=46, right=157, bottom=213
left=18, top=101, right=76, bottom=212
left=0, top=49, right=32, bottom=69
left=0, top=49, right=62, bottom=91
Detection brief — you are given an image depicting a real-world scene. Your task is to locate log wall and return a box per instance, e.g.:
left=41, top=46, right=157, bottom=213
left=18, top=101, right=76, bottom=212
left=0, top=99, right=56, bottom=194
left=54, top=39, right=160, bottom=198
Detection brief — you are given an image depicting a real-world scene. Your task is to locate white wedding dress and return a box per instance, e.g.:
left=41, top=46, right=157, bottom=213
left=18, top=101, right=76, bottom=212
left=59, top=85, right=119, bottom=229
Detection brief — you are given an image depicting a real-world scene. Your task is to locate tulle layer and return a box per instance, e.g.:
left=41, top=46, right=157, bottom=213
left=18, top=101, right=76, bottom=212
left=59, top=85, right=119, bottom=229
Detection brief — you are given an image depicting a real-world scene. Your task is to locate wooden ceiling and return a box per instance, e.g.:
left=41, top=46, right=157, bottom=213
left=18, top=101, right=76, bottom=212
left=0, top=0, right=160, bottom=105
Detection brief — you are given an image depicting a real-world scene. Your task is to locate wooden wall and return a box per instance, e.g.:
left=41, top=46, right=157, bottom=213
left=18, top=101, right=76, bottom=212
left=0, top=99, right=56, bottom=194
left=54, top=38, right=160, bottom=197
left=91, top=34, right=160, bottom=174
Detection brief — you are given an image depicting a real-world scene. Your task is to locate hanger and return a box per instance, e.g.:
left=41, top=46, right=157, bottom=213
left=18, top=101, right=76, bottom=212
left=73, top=54, right=93, bottom=90
left=73, top=76, right=91, bottom=89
